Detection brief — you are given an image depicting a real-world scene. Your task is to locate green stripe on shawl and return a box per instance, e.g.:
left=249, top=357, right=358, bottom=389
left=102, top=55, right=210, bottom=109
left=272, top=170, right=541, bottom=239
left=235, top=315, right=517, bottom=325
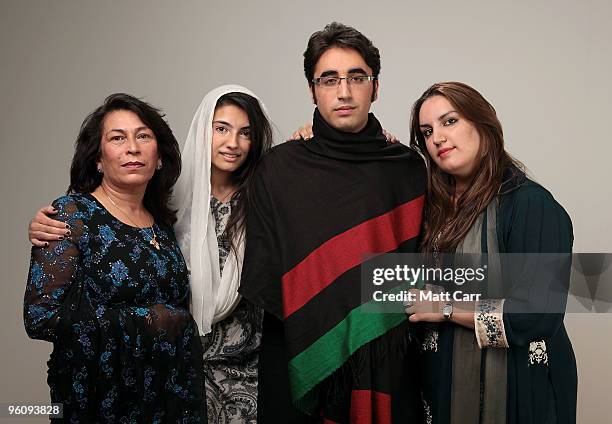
left=288, top=279, right=421, bottom=413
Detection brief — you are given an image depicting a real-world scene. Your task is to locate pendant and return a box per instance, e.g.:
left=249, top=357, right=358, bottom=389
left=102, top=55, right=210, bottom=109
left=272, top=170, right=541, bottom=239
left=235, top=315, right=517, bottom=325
left=150, top=236, right=160, bottom=250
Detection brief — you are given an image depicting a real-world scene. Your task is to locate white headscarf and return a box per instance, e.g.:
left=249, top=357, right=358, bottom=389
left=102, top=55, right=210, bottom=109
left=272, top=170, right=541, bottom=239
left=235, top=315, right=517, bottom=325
left=173, top=84, right=271, bottom=336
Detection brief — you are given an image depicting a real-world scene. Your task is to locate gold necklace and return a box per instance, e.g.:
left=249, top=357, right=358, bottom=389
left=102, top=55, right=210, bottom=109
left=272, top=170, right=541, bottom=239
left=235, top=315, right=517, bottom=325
left=100, top=186, right=160, bottom=250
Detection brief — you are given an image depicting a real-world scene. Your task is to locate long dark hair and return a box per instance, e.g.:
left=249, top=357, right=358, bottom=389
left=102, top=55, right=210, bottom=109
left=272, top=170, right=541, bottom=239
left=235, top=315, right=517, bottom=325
left=68, top=93, right=181, bottom=227
left=218, top=92, right=273, bottom=251
left=409, top=82, right=524, bottom=253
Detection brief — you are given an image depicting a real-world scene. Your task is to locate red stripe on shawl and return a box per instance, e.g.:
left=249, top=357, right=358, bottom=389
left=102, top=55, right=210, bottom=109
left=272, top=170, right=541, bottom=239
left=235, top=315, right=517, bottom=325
left=281, top=195, right=424, bottom=319
left=350, top=390, right=392, bottom=424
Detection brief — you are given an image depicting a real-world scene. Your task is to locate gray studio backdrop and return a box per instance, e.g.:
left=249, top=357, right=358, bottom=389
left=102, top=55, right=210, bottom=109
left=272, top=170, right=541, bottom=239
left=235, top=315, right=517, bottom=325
left=1, top=0, right=610, bottom=422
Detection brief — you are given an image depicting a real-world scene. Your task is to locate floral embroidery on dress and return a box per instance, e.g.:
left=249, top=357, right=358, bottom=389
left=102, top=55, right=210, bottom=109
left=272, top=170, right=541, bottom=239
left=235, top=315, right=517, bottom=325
left=422, top=326, right=439, bottom=352
left=475, top=299, right=509, bottom=348
left=423, top=396, right=433, bottom=424
left=528, top=340, right=548, bottom=366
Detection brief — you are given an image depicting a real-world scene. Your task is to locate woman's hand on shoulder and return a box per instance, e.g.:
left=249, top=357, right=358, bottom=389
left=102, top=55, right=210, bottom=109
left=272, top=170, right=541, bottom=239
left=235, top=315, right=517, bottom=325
left=382, top=129, right=399, bottom=144
left=289, top=123, right=314, bottom=141
left=28, top=205, right=71, bottom=247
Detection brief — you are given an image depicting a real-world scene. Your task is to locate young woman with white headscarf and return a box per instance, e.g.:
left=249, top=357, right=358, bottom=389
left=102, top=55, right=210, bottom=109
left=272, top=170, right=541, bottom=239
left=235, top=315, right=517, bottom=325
left=172, top=85, right=274, bottom=422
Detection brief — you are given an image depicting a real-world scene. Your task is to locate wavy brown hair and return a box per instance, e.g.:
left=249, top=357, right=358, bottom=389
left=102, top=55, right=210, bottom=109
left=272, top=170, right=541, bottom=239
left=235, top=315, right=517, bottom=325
left=409, top=82, right=524, bottom=253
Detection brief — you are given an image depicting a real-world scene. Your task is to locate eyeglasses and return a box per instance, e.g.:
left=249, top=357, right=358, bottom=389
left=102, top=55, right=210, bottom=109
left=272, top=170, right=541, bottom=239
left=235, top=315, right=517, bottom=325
left=311, top=75, right=377, bottom=88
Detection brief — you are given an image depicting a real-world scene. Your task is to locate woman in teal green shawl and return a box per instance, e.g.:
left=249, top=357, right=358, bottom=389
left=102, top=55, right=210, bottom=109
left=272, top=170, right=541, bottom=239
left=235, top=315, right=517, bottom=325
left=408, top=81, right=576, bottom=424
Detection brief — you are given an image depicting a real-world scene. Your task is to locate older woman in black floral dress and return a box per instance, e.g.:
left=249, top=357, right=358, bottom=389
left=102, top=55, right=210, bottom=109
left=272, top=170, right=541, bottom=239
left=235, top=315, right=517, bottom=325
left=24, top=93, right=206, bottom=422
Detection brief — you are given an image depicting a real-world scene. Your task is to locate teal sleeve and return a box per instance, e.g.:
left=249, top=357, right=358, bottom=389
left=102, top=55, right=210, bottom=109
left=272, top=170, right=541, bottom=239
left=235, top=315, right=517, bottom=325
left=500, top=184, right=573, bottom=346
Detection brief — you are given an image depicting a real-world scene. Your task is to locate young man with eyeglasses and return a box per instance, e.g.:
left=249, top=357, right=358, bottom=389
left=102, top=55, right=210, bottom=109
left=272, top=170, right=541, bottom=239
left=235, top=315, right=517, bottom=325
left=240, top=22, right=427, bottom=423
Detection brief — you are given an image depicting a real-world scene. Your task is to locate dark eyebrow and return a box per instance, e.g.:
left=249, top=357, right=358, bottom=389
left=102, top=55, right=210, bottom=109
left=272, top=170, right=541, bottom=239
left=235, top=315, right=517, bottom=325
left=212, top=120, right=233, bottom=128
left=438, top=110, right=457, bottom=121
left=318, top=68, right=369, bottom=78
left=106, top=126, right=150, bottom=136
left=419, top=110, right=458, bottom=128
left=347, top=67, right=368, bottom=75
left=106, top=128, right=127, bottom=136
left=319, top=70, right=339, bottom=78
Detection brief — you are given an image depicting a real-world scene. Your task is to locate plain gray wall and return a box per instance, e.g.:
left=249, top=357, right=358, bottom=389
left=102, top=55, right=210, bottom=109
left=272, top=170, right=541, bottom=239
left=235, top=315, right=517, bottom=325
left=1, top=0, right=610, bottom=422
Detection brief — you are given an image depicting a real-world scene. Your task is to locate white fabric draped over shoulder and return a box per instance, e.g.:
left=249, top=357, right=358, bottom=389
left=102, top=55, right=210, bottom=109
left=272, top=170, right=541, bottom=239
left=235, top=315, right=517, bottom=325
left=172, top=84, right=271, bottom=336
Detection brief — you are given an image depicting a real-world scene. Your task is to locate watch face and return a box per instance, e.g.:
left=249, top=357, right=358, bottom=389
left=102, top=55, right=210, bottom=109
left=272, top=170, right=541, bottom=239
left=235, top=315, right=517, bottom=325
left=443, top=303, right=452, bottom=319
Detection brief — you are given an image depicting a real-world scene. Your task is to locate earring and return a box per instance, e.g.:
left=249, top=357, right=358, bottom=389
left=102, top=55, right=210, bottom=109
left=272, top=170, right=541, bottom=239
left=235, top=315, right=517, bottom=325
left=97, top=167, right=103, bottom=174
left=156, top=161, right=162, bottom=170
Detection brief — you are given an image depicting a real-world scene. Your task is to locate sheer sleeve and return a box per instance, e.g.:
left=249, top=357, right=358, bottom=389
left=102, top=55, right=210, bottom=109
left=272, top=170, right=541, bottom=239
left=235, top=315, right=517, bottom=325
left=24, top=196, right=86, bottom=342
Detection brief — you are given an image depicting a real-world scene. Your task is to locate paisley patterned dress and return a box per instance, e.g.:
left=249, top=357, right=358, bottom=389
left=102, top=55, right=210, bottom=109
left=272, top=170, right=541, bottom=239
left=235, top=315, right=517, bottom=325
left=201, top=196, right=262, bottom=424
left=24, top=194, right=206, bottom=423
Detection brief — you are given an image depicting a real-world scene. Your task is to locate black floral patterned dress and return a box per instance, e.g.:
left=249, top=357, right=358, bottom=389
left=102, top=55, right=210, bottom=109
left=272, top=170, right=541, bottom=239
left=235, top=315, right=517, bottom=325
left=24, top=194, right=206, bottom=423
left=201, top=196, right=262, bottom=424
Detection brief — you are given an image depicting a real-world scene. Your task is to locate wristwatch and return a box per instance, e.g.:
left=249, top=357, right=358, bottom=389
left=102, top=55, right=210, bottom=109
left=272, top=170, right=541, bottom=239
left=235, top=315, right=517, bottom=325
left=442, top=302, right=453, bottom=320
